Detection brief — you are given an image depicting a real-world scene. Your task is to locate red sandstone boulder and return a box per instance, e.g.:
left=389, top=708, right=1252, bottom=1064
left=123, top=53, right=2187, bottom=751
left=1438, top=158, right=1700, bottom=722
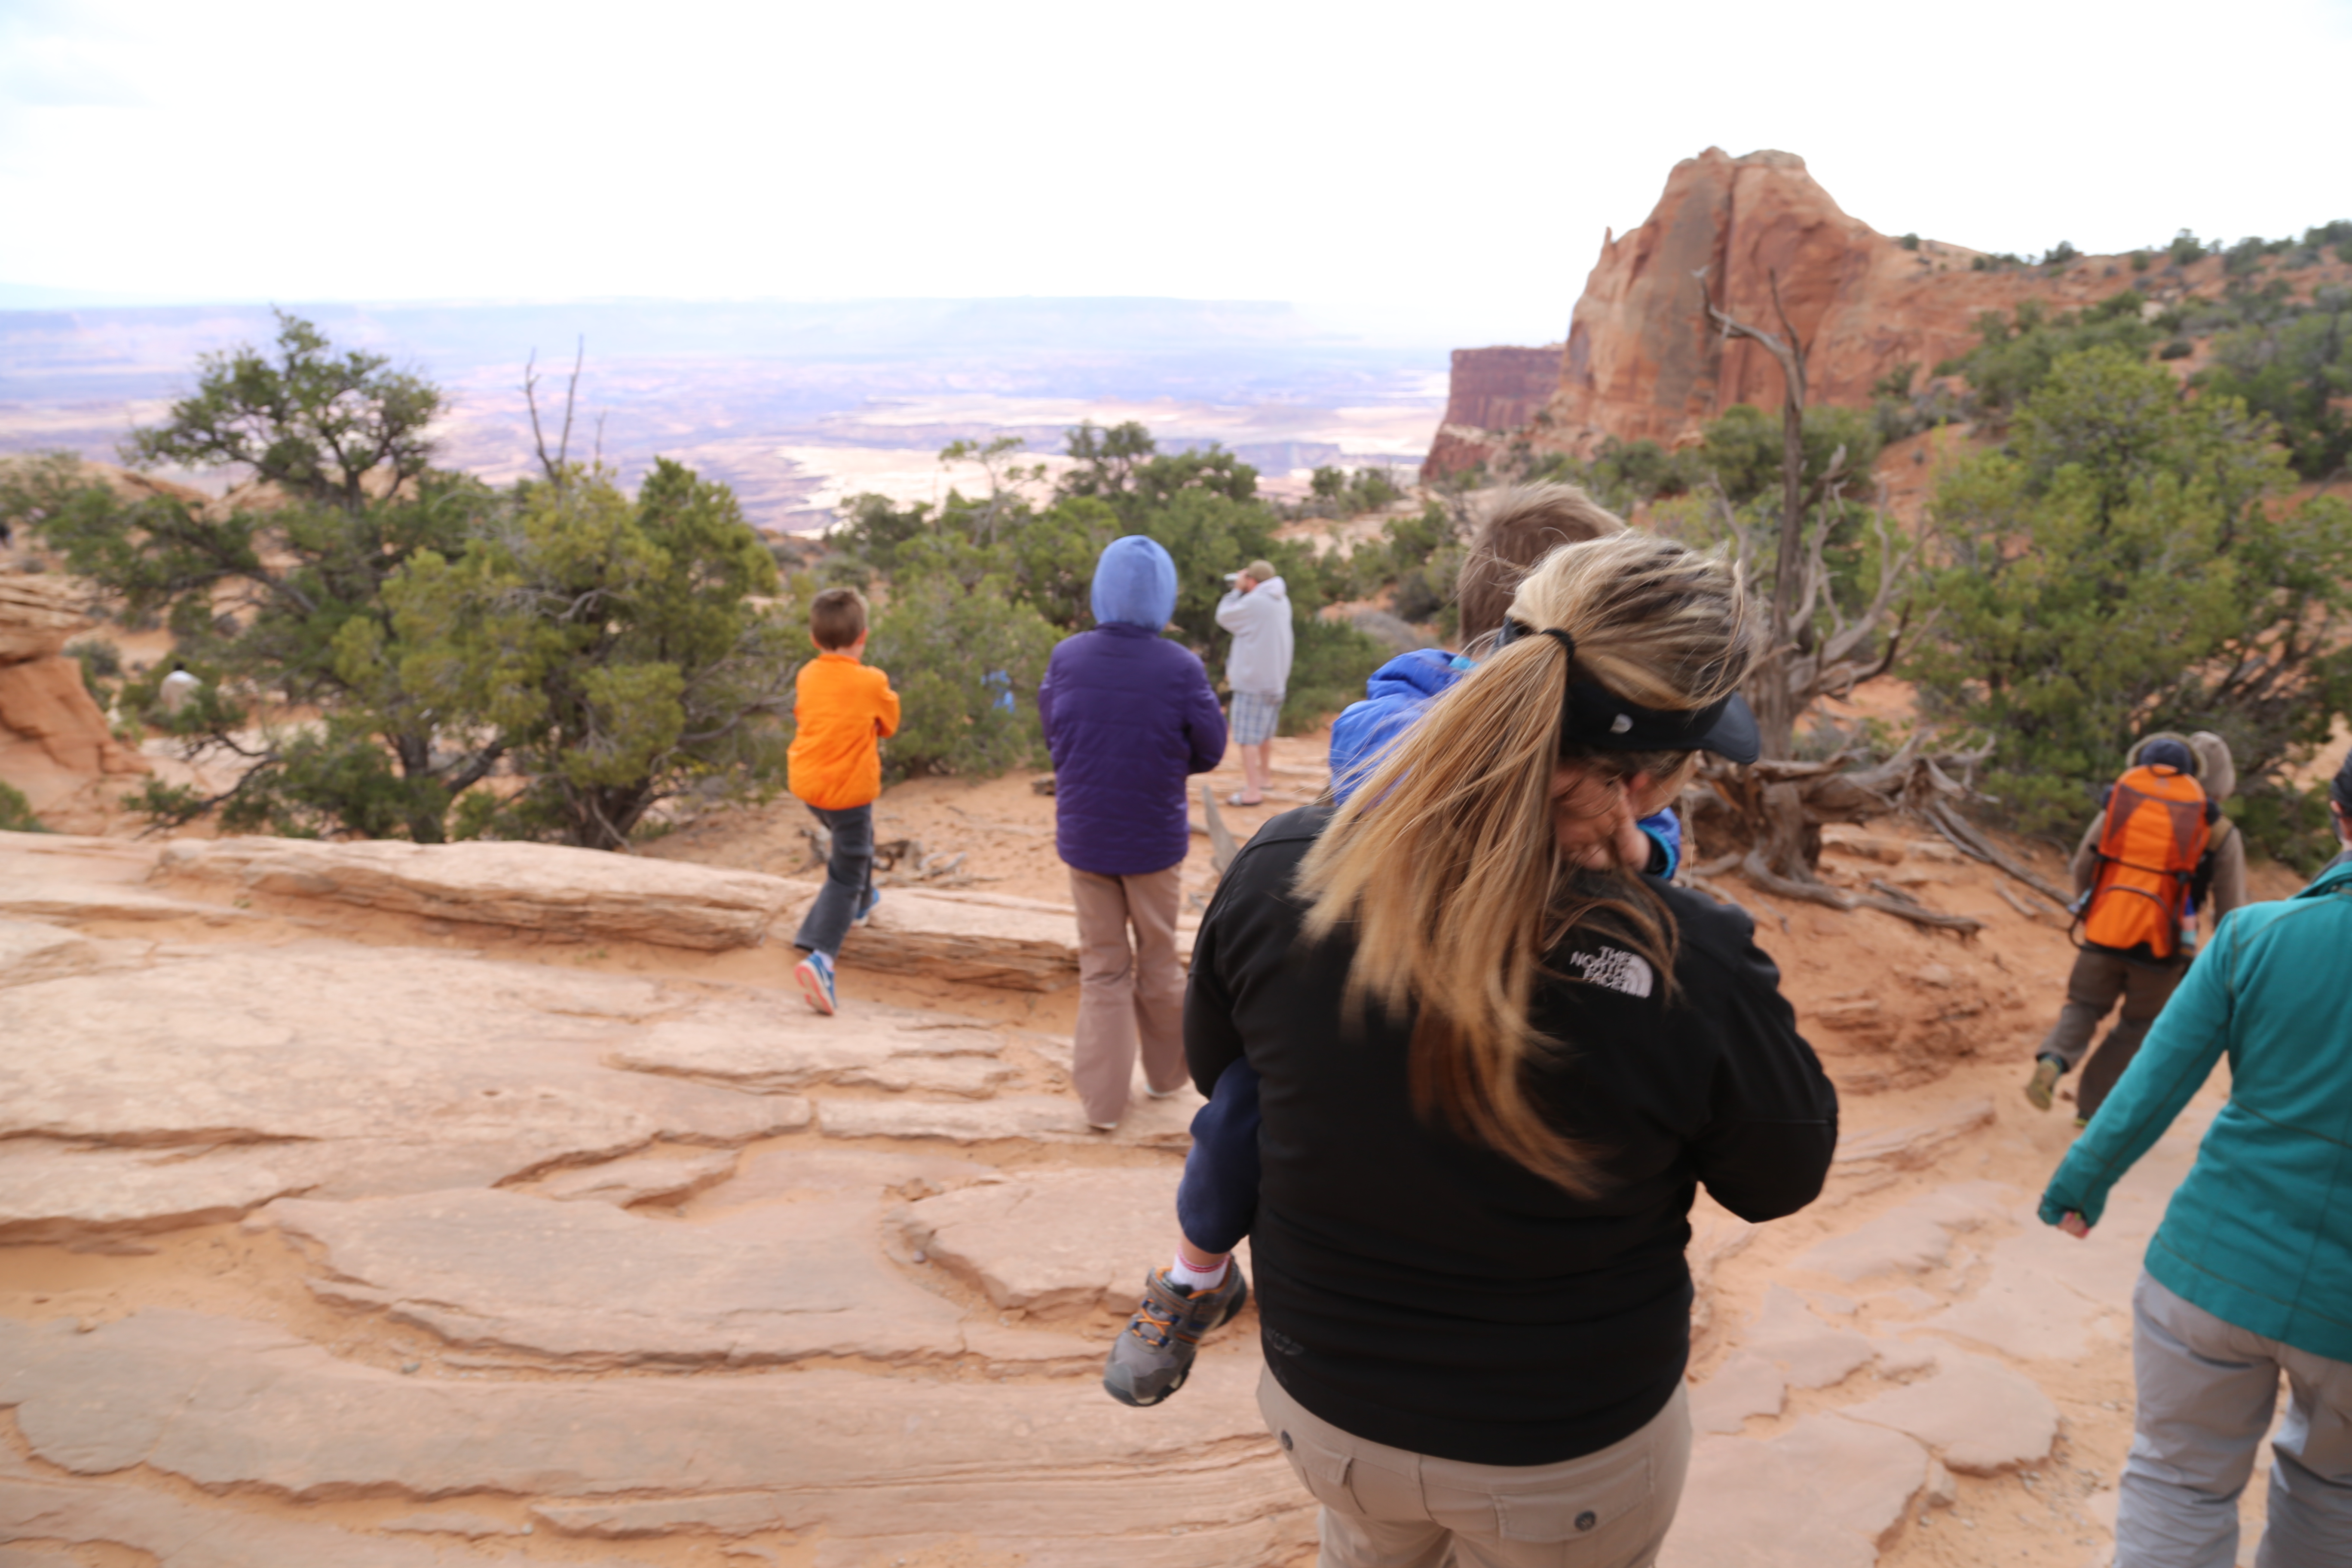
left=0, top=574, right=148, bottom=830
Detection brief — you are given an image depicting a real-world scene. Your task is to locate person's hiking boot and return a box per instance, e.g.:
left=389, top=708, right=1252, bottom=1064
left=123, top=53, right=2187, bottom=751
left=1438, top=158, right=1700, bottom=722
left=2024, top=1056, right=2063, bottom=1112
left=794, top=950, right=837, bottom=1017
left=852, top=887, right=882, bottom=928
left=1103, top=1264, right=1249, bottom=1408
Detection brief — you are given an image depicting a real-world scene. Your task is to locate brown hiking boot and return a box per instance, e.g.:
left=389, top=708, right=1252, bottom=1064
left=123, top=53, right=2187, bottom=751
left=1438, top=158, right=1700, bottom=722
left=2024, top=1056, right=2063, bottom=1112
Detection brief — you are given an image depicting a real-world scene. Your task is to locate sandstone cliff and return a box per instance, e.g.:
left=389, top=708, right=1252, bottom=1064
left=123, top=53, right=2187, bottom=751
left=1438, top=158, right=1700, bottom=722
left=1423, top=345, right=1565, bottom=479
left=1424, top=146, right=2245, bottom=477
left=0, top=573, right=148, bottom=830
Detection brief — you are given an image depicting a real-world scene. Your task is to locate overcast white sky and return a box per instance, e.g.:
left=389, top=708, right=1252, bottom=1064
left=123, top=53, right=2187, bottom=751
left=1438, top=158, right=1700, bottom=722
left=3, top=0, right=2347, bottom=346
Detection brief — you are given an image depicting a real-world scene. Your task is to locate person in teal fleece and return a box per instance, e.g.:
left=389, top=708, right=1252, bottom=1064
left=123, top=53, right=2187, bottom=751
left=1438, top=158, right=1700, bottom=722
left=2039, top=750, right=2352, bottom=1566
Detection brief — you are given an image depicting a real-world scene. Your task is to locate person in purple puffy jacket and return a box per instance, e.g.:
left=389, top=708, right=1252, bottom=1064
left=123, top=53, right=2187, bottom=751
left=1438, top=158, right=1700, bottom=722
left=1037, top=535, right=1228, bottom=1131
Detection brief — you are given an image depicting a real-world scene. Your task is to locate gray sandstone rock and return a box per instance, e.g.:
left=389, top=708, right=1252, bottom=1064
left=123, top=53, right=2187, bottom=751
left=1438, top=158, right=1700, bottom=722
left=1660, top=1415, right=1928, bottom=1568
left=903, top=1166, right=1187, bottom=1317
left=0, top=1311, right=1297, bottom=1563
left=529, top=1148, right=740, bottom=1206
left=818, top=1090, right=1197, bottom=1148
left=1838, top=1348, right=2058, bottom=1474
left=610, top=999, right=1004, bottom=1093
left=1792, top=1182, right=2009, bottom=1282
left=266, top=1187, right=970, bottom=1366
left=0, top=1474, right=640, bottom=1568
left=1743, top=1285, right=1879, bottom=1388
left=1690, top=1350, right=1788, bottom=1434
left=0, top=1137, right=335, bottom=1242
left=0, top=946, right=803, bottom=1200
left=682, top=1147, right=996, bottom=1213
left=154, top=835, right=796, bottom=950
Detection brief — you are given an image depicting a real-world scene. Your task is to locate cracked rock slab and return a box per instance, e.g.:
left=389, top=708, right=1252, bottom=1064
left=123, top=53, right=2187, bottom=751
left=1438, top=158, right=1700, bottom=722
left=155, top=835, right=797, bottom=950
left=1690, top=1351, right=1787, bottom=1434
left=0, top=945, right=803, bottom=1200
left=818, top=1091, right=1198, bottom=1148
left=0, top=1473, right=646, bottom=1568
left=903, top=1166, right=1188, bottom=1317
left=1792, top=1181, right=2009, bottom=1282
left=1660, top=1415, right=1927, bottom=1568
left=0, top=1310, right=1298, bottom=1557
left=0, top=1137, right=337, bottom=1242
left=528, top=1148, right=741, bottom=1206
left=1743, top=1285, right=1878, bottom=1389
left=1838, top=1348, right=2058, bottom=1474
left=266, top=1186, right=969, bottom=1367
left=610, top=999, right=1003, bottom=1094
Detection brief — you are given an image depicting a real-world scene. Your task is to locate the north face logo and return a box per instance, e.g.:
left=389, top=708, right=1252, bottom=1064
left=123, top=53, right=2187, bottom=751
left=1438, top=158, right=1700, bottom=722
left=1569, top=946, right=1655, bottom=999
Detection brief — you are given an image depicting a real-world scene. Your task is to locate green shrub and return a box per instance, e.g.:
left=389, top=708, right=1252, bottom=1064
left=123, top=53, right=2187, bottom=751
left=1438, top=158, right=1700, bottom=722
left=868, top=560, right=1058, bottom=778
left=1898, top=233, right=1920, bottom=251
left=1281, top=617, right=1388, bottom=735
left=0, top=780, right=45, bottom=833
left=65, top=636, right=122, bottom=702
left=1908, top=346, right=2352, bottom=866
left=2158, top=337, right=2194, bottom=361
left=2168, top=230, right=2208, bottom=266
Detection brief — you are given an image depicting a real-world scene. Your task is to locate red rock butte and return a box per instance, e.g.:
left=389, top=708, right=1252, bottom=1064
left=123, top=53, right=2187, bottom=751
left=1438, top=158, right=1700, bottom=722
left=1426, top=146, right=2174, bottom=479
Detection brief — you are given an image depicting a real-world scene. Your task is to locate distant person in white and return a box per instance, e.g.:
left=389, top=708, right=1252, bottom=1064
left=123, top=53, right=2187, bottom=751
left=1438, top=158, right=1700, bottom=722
left=1215, top=558, right=1293, bottom=806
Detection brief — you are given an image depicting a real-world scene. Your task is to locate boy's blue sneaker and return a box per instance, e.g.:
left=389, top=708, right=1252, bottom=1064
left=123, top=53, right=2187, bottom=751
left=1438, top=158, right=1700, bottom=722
left=794, top=949, right=837, bottom=1017
left=1102, top=1263, right=1249, bottom=1408
left=852, top=887, right=881, bottom=928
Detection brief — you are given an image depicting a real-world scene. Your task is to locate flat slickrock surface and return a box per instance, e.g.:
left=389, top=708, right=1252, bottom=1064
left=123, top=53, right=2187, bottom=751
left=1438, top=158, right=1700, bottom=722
left=266, top=1187, right=974, bottom=1366
left=155, top=835, right=796, bottom=950
left=0, top=818, right=2260, bottom=1567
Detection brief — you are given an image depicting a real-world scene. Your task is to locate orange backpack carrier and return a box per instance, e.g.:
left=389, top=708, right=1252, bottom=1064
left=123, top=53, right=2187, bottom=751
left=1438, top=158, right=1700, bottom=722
left=2079, top=764, right=2211, bottom=959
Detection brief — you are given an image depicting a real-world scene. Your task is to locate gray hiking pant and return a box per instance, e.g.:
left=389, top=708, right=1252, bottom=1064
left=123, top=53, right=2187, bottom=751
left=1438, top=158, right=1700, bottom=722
left=2119, top=1272, right=2352, bottom=1567
left=2039, top=947, right=2186, bottom=1121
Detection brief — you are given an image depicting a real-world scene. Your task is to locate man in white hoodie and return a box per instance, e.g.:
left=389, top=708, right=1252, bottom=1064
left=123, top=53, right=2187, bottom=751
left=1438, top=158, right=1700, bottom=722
left=1214, top=558, right=1294, bottom=806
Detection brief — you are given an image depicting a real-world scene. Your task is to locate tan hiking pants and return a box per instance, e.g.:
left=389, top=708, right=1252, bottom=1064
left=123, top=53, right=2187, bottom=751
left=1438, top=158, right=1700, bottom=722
left=1067, top=864, right=1188, bottom=1127
left=1259, top=1368, right=1692, bottom=1568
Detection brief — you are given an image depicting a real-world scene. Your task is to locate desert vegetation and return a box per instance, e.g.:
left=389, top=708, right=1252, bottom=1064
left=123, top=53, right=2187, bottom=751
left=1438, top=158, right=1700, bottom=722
left=0, top=322, right=1410, bottom=844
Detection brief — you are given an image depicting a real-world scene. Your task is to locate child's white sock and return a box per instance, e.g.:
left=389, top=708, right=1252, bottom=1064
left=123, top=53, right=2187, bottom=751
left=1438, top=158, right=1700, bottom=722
left=1169, top=1252, right=1228, bottom=1291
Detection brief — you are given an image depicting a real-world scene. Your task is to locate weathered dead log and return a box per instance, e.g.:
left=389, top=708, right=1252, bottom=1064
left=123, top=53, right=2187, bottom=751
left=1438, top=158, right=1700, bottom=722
left=1922, top=799, right=2075, bottom=906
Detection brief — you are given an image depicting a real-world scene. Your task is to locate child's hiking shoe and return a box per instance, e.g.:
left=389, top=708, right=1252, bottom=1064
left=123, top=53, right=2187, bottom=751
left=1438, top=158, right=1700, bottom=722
left=2024, top=1057, right=2062, bottom=1112
left=852, top=887, right=882, bottom=928
left=1102, top=1264, right=1248, bottom=1408
left=794, top=950, right=837, bottom=1016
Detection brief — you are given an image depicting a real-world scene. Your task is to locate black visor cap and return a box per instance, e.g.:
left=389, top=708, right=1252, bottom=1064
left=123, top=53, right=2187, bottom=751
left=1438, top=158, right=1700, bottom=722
left=1564, top=680, right=1759, bottom=765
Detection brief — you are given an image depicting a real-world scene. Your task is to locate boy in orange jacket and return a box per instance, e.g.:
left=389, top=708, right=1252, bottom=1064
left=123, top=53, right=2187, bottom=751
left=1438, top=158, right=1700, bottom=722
left=785, top=588, right=900, bottom=1015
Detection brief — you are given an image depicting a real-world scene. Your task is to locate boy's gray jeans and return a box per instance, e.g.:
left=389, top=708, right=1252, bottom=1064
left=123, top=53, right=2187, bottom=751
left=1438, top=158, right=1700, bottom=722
left=2121, top=1271, right=2352, bottom=1567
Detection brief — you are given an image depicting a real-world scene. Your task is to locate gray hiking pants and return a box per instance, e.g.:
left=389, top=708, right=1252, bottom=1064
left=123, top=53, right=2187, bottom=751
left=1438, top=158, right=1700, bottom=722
left=2039, top=947, right=2187, bottom=1121
left=2119, top=1272, right=2352, bottom=1567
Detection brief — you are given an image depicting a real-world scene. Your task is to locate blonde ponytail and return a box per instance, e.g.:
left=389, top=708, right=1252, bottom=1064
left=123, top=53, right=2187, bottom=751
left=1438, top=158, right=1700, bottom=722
left=1298, top=530, right=1760, bottom=1193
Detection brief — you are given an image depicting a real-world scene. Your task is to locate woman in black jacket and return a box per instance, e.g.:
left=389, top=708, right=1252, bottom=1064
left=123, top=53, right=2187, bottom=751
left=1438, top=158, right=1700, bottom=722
left=1185, top=530, right=1838, bottom=1568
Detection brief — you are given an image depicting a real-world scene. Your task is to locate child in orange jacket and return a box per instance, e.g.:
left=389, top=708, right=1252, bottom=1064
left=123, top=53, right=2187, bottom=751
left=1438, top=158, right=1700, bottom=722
left=785, top=587, right=900, bottom=1016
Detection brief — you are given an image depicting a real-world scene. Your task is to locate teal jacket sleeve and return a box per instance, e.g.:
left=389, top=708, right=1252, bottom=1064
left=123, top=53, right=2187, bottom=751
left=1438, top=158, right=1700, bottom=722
left=2039, top=917, right=2240, bottom=1227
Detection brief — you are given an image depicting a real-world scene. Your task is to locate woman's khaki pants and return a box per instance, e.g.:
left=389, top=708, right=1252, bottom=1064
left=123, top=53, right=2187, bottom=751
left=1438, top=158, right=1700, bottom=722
left=1260, top=1368, right=1692, bottom=1568
left=1067, top=864, right=1188, bottom=1127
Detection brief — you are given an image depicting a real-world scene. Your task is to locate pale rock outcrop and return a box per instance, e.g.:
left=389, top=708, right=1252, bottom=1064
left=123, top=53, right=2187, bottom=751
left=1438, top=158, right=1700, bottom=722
left=526, top=1148, right=740, bottom=1206
left=1839, top=1349, right=2059, bottom=1475
left=154, top=836, right=798, bottom=951
left=903, top=1166, right=1189, bottom=1318
left=610, top=998, right=1008, bottom=1093
left=1792, top=1180, right=2010, bottom=1282
left=1741, top=1285, right=1879, bottom=1389
left=0, top=572, right=148, bottom=830
left=0, top=1311, right=1311, bottom=1565
left=0, top=1137, right=334, bottom=1243
left=0, top=945, right=804, bottom=1201
left=150, top=834, right=1090, bottom=986
left=265, top=1188, right=971, bottom=1367
left=817, top=1089, right=1201, bottom=1148
left=1662, top=1415, right=1928, bottom=1568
